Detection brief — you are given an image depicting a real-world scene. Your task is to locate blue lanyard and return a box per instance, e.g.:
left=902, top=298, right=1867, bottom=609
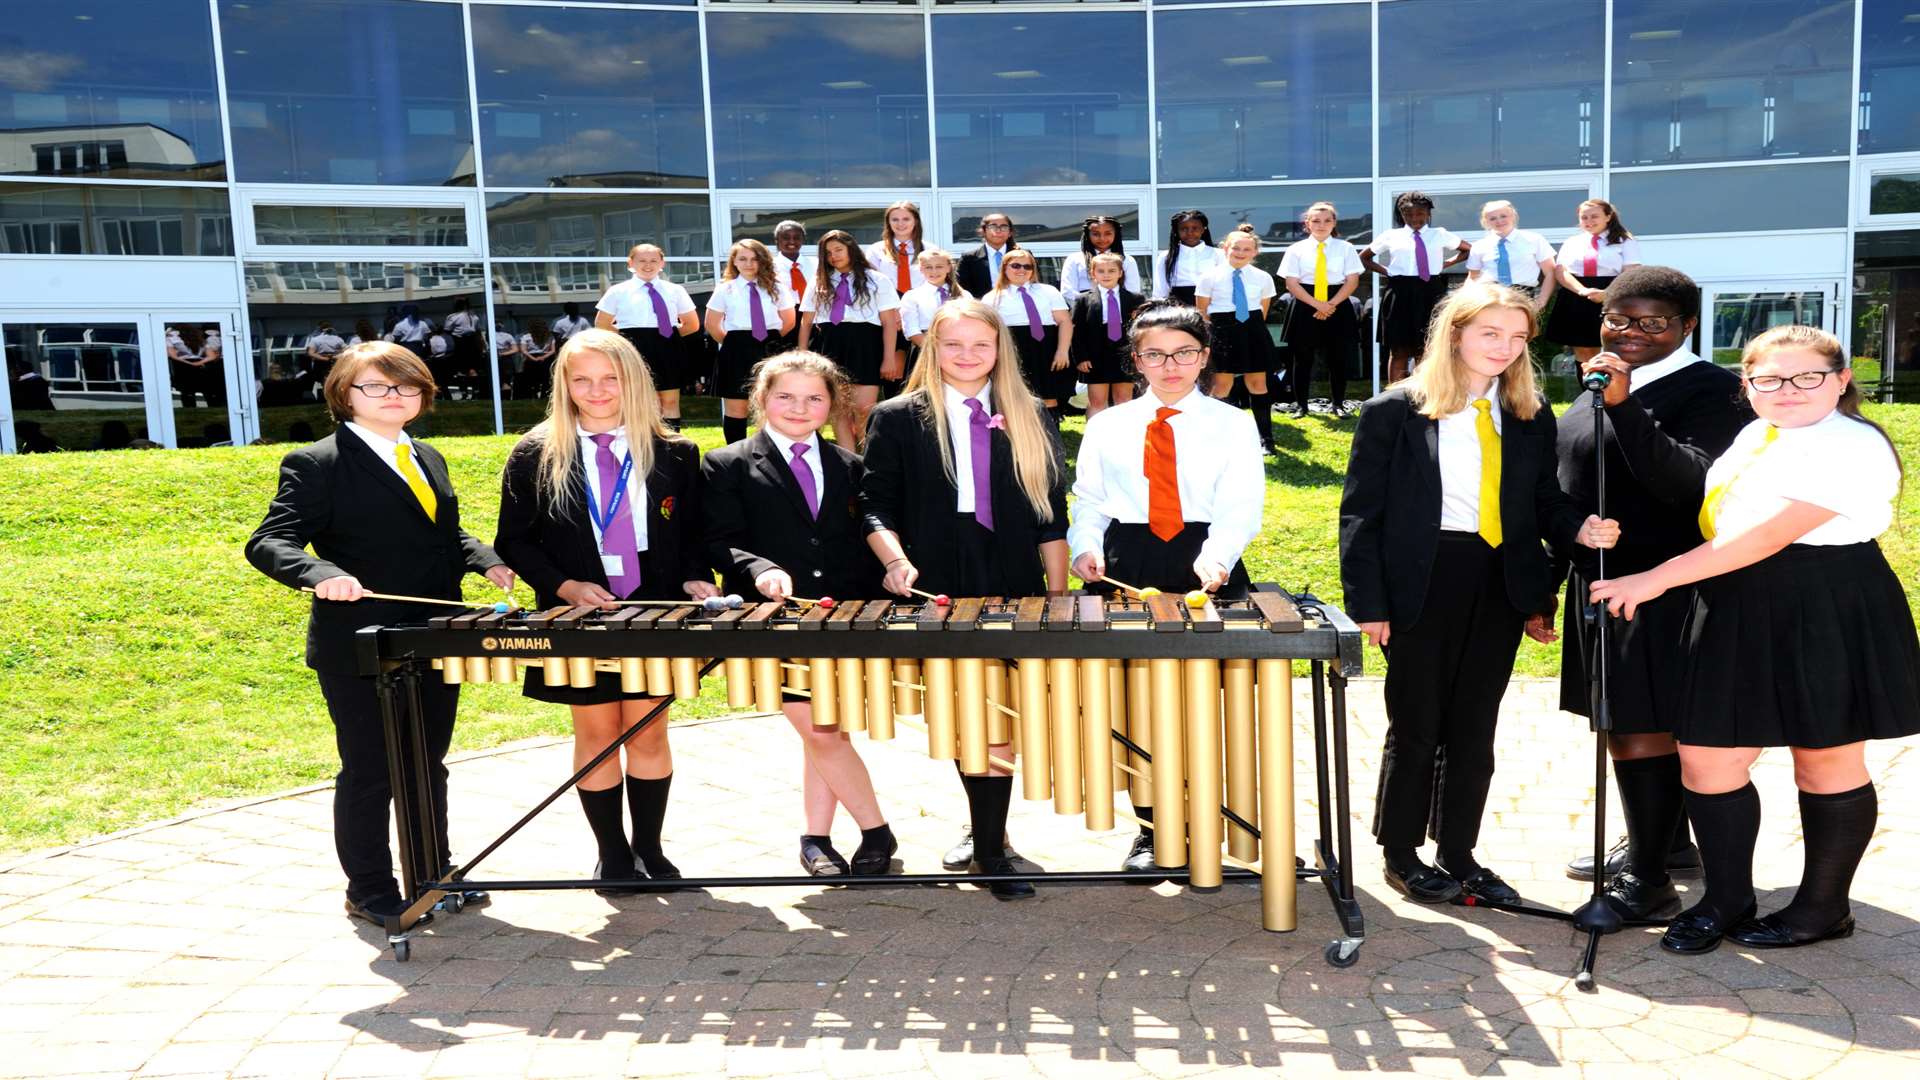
left=587, top=452, right=635, bottom=535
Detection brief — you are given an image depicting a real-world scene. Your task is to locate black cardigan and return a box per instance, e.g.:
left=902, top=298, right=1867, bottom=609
left=701, top=430, right=882, bottom=601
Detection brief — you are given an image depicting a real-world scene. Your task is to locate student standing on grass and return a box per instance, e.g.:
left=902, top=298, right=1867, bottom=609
left=1152, top=209, right=1224, bottom=306
left=957, top=212, right=1016, bottom=299
left=1196, top=225, right=1281, bottom=452
left=1363, top=191, right=1467, bottom=384
left=1060, top=214, right=1143, bottom=303
left=985, top=247, right=1074, bottom=423
left=594, top=243, right=700, bottom=432
left=245, top=341, right=513, bottom=928
left=1067, top=251, right=1144, bottom=418
left=1280, top=202, right=1363, bottom=418
left=708, top=238, right=798, bottom=446
left=797, top=229, right=902, bottom=450
left=899, top=248, right=970, bottom=376
left=1465, top=200, right=1557, bottom=312
left=1546, top=199, right=1641, bottom=366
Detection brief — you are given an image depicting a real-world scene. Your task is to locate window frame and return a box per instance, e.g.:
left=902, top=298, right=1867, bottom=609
left=1856, top=152, right=1920, bottom=227
left=234, top=185, right=484, bottom=262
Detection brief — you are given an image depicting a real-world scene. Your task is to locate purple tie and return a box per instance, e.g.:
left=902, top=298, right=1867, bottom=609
left=645, top=281, right=672, bottom=338
left=1105, top=289, right=1123, bottom=342
left=748, top=285, right=768, bottom=341
left=590, top=433, right=641, bottom=597
left=1019, top=286, right=1045, bottom=342
left=1413, top=228, right=1431, bottom=281
left=937, top=285, right=949, bottom=304
left=788, top=441, right=819, bottom=519
left=965, top=398, right=994, bottom=531
left=829, top=274, right=851, bottom=325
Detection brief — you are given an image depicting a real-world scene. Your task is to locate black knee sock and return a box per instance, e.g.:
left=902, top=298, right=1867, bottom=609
left=960, top=774, right=1013, bottom=862
left=1776, top=782, right=1876, bottom=934
left=1683, top=783, right=1761, bottom=923
left=1133, top=803, right=1154, bottom=838
left=722, top=416, right=749, bottom=444
left=577, top=784, right=632, bottom=872
left=1249, top=394, right=1273, bottom=445
left=1673, top=802, right=1697, bottom=855
left=854, top=822, right=895, bottom=859
left=624, top=774, right=672, bottom=860
left=1436, top=848, right=1482, bottom=880
left=1615, top=753, right=1685, bottom=883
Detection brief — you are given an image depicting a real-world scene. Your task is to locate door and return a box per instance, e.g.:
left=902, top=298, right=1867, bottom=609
left=1696, top=281, right=1839, bottom=367
left=153, top=311, right=246, bottom=447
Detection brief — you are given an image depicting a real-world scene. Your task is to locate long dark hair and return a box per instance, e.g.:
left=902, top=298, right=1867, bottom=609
left=1127, top=300, right=1214, bottom=388
left=1580, top=198, right=1633, bottom=245
left=1080, top=214, right=1128, bottom=263
left=811, top=230, right=875, bottom=309
left=1163, top=209, right=1213, bottom=286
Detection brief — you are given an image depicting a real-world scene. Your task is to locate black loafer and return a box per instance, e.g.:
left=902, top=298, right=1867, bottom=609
left=968, top=855, right=1036, bottom=900
left=801, top=835, right=850, bottom=877
left=1384, top=861, right=1462, bottom=904
left=1567, top=837, right=1704, bottom=882
left=1600, top=871, right=1681, bottom=921
left=1453, top=867, right=1521, bottom=905
left=1120, top=831, right=1166, bottom=885
left=1725, top=912, right=1855, bottom=949
left=1660, top=899, right=1756, bottom=955
left=345, top=893, right=432, bottom=930
left=849, top=835, right=898, bottom=876
left=593, top=857, right=646, bottom=897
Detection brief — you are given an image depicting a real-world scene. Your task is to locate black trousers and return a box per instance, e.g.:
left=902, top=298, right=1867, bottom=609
left=316, top=670, right=457, bottom=901
left=1286, top=306, right=1354, bottom=410
left=1374, top=533, right=1525, bottom=852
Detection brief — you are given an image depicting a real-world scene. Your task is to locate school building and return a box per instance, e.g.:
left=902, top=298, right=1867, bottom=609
left=3, top=0, right=1917, bottom=451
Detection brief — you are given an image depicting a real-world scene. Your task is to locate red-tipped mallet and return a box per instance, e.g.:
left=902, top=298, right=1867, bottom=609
left=906, top=587, right=951, bottom=606
left=790, top=596, right=836, bottom=609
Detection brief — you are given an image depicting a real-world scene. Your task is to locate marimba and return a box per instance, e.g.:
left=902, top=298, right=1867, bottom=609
left=360, top=585, right=1366, bottom=967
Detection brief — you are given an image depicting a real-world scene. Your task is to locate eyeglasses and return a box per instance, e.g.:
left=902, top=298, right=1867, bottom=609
left=1599, top=313, right=1676, bottom=334
left=1747, top=369, right=1837, bottom=393
left=352, top=382, right=424, bottom=399
left=981, top=222, right=1012, bottom=232
left=1135, top=347, right=1205, bottom=368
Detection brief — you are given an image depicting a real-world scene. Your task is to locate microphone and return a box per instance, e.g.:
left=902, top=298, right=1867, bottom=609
left=1581, top=369, right=1611, bottom=392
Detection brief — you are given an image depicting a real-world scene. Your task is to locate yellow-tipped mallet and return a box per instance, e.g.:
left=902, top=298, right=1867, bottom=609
left=1184, top=589, right=1211, bottom=609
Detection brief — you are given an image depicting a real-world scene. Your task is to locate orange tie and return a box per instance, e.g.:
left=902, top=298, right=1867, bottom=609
left=1145, top=406, right=1183, bottom=541
left=896, top=242, right=912, bottom=293
left=789, top=262, right=805, bottom=297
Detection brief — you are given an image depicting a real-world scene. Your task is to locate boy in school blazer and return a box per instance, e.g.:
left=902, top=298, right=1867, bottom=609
left=956, top=213, right=1016, bottom=299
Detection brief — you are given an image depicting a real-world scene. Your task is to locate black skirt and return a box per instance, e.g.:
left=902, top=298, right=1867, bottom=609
left=1543, top=275, right=1613, bottom=348
left=1075, top=331, right=1132, bottom=384
left=1095, top=521, right=1251, bottom=600
left=1010, top=322, right=1070, bottom=400
left=1376, top=275, right=1449, bottom=351
left=1208, top=311, right=1277, bottom=376
left=1283, top=296, right=1359, bottom=352
left=1167, top=285, right=1199, bottom=306
left=521, top=552, right=679, bottom=706
left=913, top=513, right=1044, bottom=600
left=1558, top=569, right=1693, bottom=734
left=620, top=327, right=687, bottom=391
left=1676, top=542, right=1920, bottom=749
left=716, top=329, right=780, bottom=400
left=811, top=320, right=885, bottom=386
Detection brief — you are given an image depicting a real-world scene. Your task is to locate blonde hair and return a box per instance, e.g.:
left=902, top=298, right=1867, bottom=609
left=916, top=246, right=964, bottom=292
left=1089, top=251, right=1127, bottom=273
left=533, top=329, right=680, bottom=514
left=988, top=245, right=1039, bottom=296
left=747, top=350, right=852, bottom=431
left=910, top=300, right=1059, bottom=522
left=1221, top=225, right=1261, bottom=258
left=1400, top=281, right=1543, bottom=421
left=1302, top=202, right=1339, bottom=235
left=626, top=243, right=664, bottom=261
left=1479, top=199, right=1516, bottom=226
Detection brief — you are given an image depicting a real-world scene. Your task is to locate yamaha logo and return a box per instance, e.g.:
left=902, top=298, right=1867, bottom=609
left=481, top=635, right=553, bottom=652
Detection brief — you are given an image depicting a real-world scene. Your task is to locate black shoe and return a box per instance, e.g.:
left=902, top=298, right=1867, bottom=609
left=1453, top=867, right=1521, bottom=905
left=849, top=834, right=898, bottom=877
left=593, top=857, right=646, bottom=897
left=1384, top=860, right=1463, bottom=904
left=1725, top=911, right=1855, bottom=949
left=801, top=835, right=850, bottom=877
left=1120, top=831, right=1166, bottom=885
left=1260, top=440, right=1277, bottom=456
left=968, top=855, right=1035, bottom=901
left=1566, top=836, right=1703, bottom=881
left=1600, top=871, right=1681, bottom=921
left=634, top=849, right=691, bottom=892
left=1660, top=899, right=1756, bottom=955
left=345, top=893, right=432, bottom=930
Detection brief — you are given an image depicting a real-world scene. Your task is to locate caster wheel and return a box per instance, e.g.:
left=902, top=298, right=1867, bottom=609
left=392, top=938, right=411, bottom=963
left=445, top=892, right=465, bottom=914
left=1324, top=941, right=1359, bottom=968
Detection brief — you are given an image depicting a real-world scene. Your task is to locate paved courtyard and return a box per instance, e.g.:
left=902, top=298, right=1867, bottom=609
left=2, top=678, right=1917, bottom=1079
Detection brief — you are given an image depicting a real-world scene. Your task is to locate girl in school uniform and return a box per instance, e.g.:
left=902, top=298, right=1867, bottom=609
left=860, top=298, right=1071, bottom=900
left=1362, top=191, right=1468, bottom=383
left=1591, top=325, right=1919, bottom=955
left=1340, top=282, right=1618, bottom=906
left=1060, top=214, right=1143, bottom=304
left=494, top=328, right=717, bottom=893
left=1464, top=201, right=1558, bottom=312
left=1546, top=199, right=1641, bottom=365
left=986, top=247, right=1074, bottom=420
left=707, top=238, right=798, bottom=446
left=797, top=229, right=902, bottom=449
left=701, top=352, right=897, bottom=878
left=245, top=341, right=514, bottom=925
left=517, top=318, right=557, bottom=402
left=1280, top=202, right=1364, bottom=418
left=1152, top=209, right=1225, bottom=305
left=1070, top=301, right=1266, bottom=876
left=771, top=221, right=813, bottom=351
left=866, top=200, right=928, bottom=298
left=1196, top=225, right=1281, bottom=451
left=1067, top=251, right=1144, bottom=417
left=899, top=248, right=970, bottom=373
left=594, top=243, right=701, bottom=431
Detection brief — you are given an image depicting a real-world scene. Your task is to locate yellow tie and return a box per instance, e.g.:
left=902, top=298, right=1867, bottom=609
left=1313, top=241, right=1329, bottom=302
left=1473, top=399, right=1502, bottom=548
left=393, top=443, right=438, bottom=522
left=1698, top=425, right=1779, bottom=540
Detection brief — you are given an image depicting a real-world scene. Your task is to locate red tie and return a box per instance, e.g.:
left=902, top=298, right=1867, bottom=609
left=1145, top=407, right=1183, bottom=542
left=789, top=262, right=806, bottom=297
left=1584, top=234, right=1599, bottom=278
left=896, top=242, right=912, bottom=293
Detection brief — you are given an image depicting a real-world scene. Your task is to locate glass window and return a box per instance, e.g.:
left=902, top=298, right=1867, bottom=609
left=1861, top=1, right=1920, bottom=153
left=1611, top=1, right=1853, bottom=166
left=1869, top=170, right=1920, bottom=215
left=931, top=12, right=1149, bottom=186
left=1851, top=228, right=1920, bottom=402
left=1154, top=5, right=1371, bottom=183
left=728, top=206, right=894, bottom=248
left=1158, top=185, right=1374, bottom=250
left=1385, top=187, right=1594, bottom=236
left=486, top=193, right=711, bottom=259
left=0, top=1, right=225, bottom=180
left=948, top=203, right=1141, bottom=247
left=0, top=183, right=231, bottom=255
left=4, top=321, right=154, bottom=451
left=472, top=6, right=706, bottom=188
left=218, top=0, right=474, bottom=186
left=252, top=204, right=468, bottom=248
left=1609, top=162, right=1849, bottom=232
left=1380, top=1, right=1603, bottom=175
left=707, top=12, right=930, bottom=188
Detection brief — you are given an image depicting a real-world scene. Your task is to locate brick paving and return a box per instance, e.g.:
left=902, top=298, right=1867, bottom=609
left=3, top=678, right=1917, bottom=1078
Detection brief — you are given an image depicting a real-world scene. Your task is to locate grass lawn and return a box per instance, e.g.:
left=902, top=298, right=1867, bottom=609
left=3, top=399, right=1914, bottom=858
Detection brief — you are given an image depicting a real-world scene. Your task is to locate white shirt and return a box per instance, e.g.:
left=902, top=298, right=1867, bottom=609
left=597, top=275, right=696, bottom=331
left=900, top=282, right=964, bottom=339
left=772, top=251, right=817, bottom=299
left=1087, top=285, right=1131, bottom=333
left=1436, top=380, right=1504, bottom=534
left=1196, top=263, right=1278, bottom=312
left=387, top=316, right=433, bottom=344
left=1368, top=225, right=1463, bottom=278
left=1151, top=243, right=1228, bottom=298
left=551, top=314, right=592, bottom=341
left=989, top=282, right=1068, bottom=328
left=492, top=331, right=517, bottom=355
left=1068, top=388, right=1266, bottom=571
left=865, top=238, right=928, bottom=292
left=1706, top=411, right=1899, bottom=546
left=1620, top=348, right=1705, bottom=395
left=707, top=276, right=796, bottom=333
left=519, top=333, right=556, bottom=357
left=305, top=331, right=345, bottom=356
left=943, top=381, right=994, bottom=514
left=1279, top=237, right=1365, bottom=285
left=576, top=426, right=649, bottom=552
left=1556, top=233, right=1641, bottom=279
left=443, top=310, right=479, bottom=336
left=343, top=421, right=428, bottom=486
left=1464, top=230, right=1556, bottom=287
left=765, top=428, right=826, bottom=508
left=1060, top=252, right=1143, bottom=303
left=798, top=269, right=899, bottom=326
left=977, top=242, right=1012, bottom=281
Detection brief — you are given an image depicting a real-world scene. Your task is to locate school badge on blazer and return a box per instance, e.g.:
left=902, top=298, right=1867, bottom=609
left=660, top=495, right=676, bottom=520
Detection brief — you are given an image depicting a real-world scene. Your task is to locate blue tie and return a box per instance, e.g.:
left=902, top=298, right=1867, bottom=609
left=1495, top=237, right=1512, bottom=286
left=1231, top=268, right=1249, bottom=323
left=990, top=248, right=1001, bottom=278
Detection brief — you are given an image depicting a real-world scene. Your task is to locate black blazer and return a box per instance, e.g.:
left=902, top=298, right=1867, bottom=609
left=955, top=243, right=1009, bottom=299
left=701, top=430, right=882, bottom=601
left=859, top=391, right=1070, bottom=598
left=245, top=429, right=504, bottom=675
left=1068, top=287, right=1146, bottom=363
left=1339, top=388, right=1585, bottom=627
left=494, top=431, right=708, bottom=609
